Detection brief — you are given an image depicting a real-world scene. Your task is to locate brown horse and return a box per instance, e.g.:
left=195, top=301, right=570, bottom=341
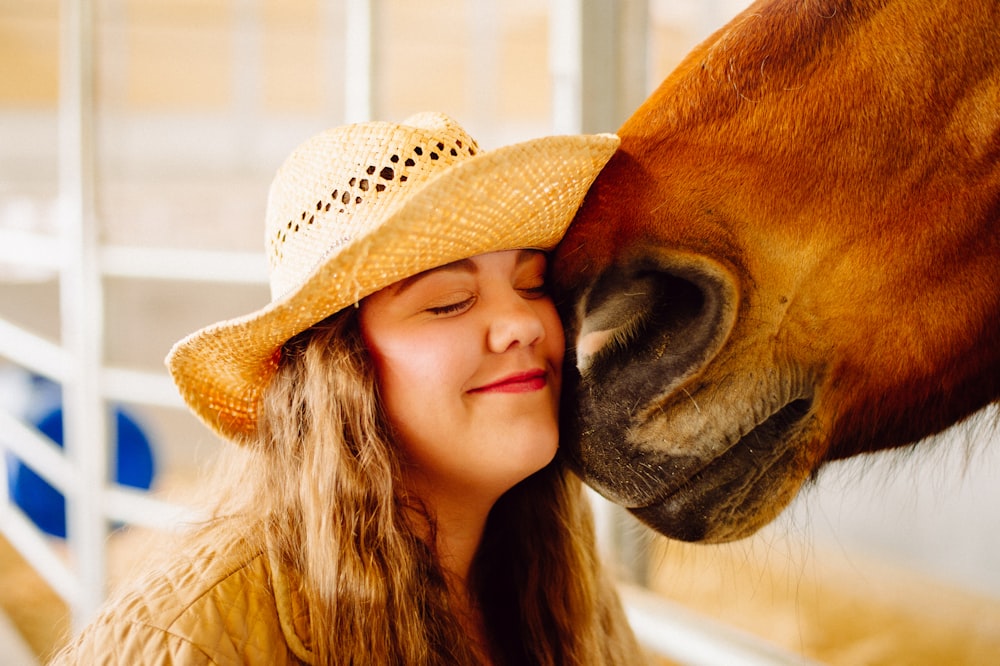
left=553, top=0, right=1000, bottom=543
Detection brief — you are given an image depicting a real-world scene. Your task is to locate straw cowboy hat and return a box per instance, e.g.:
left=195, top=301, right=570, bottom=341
left=166, top=112, right=619, bottom=442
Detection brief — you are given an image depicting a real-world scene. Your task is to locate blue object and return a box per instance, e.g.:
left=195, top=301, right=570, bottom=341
left=7, top=404, right=156, bottom=538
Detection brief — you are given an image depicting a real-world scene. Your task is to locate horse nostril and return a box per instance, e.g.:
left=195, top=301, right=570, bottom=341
left=575, top=256, right=735, bottom=387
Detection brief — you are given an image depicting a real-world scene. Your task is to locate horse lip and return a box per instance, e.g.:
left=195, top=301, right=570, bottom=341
left=636, top=396, right=814, bottom=509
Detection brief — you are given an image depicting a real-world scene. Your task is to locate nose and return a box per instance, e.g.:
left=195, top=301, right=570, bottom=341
left=486, top=290, right=546, bottom=353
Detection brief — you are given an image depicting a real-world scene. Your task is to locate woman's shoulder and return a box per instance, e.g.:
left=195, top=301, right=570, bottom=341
left=114, top=535, right=272, bottom=628
left=48, top=535, right=310, bottom=665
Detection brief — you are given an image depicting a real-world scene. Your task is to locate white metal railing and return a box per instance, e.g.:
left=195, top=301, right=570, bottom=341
left=56, top=0, right=108, bottom=623
left=0, top=1, right=818, bottom=663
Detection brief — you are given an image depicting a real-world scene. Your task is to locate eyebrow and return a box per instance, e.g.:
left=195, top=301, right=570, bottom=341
left=389, top=249, right=541, bottom=296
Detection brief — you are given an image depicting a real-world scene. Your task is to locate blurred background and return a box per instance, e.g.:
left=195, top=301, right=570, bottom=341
left=0, top=1, right=998, bottom=664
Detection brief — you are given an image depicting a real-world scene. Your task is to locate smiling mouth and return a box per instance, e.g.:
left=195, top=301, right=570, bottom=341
left=470, top=370, right=547, bottom=394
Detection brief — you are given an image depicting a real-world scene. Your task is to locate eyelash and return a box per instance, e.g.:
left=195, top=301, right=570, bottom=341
left=427, top=297, right=474, bottom=315
left=520, top=284, right=548, bottom=299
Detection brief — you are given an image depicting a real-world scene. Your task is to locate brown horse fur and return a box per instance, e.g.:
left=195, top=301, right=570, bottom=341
left=553, top=0, right=1000, bottom=542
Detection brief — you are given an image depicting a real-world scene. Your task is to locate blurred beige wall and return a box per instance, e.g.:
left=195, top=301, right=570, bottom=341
left=0, top=1, right=555, bottom=120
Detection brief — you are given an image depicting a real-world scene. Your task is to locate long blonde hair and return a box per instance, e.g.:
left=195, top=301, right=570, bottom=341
left=199, top=310, right=642, bottom=664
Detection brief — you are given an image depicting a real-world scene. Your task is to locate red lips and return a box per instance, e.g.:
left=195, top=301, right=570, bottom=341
left=469, top=370, right=547, bottom=394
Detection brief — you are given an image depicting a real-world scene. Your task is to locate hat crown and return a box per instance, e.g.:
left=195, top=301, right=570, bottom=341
left=265, top=113, right=480, bottom=299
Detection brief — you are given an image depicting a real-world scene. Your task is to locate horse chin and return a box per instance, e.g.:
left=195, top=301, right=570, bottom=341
left=628, top=440, right=808, bottom=543
left=578, top=398, right=816, bottom=543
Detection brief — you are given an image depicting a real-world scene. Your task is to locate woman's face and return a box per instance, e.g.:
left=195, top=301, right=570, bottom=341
left=359, top=249, right=564, bottom=507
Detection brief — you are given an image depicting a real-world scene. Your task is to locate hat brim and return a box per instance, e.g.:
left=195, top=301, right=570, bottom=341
left=166, top=132, right=619, bottom=442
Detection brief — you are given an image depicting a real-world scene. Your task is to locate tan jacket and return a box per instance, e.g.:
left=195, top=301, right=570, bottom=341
left=49, top=538, right=314, bottom=665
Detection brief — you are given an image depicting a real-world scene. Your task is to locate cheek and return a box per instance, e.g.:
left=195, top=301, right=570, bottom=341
left=369, top=334, right=464, bottom=409
left=362, top=313, right=443, bottom=392
left=368, top=352, right=430, bottom=443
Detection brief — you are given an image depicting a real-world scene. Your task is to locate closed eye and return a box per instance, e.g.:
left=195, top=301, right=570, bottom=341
left=427, top=296, right=475, bottom=316
left=519, top=284, right=548, bottom=300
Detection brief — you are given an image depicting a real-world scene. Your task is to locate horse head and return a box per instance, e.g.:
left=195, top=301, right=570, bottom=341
left=554, top=0, right=1000, bottom=542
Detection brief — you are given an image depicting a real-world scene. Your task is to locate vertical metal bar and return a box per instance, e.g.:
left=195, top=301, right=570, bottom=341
left=550, top=0, right=649, bottom=134
left=59, top=0, right=108, bottom=627
left=344, top=0, right=376, bottom=123
left=233, top=0, right=262, bottom=167
left=548, top=0, right=583, bottom=133
left=467, top=0, right=499, bottom=133
left=600, top=0, right=650, bottom=124
left=320, top=0, right=345, bottom=124
left=577, top=1, right=619, bottom=133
